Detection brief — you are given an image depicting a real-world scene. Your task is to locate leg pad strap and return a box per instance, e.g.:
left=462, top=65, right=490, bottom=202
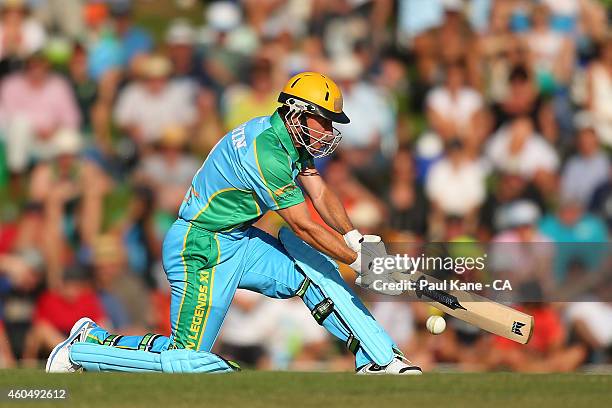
left=312, top=298, right=334, bottom=325
left=279, top=227, right=396, bottom=366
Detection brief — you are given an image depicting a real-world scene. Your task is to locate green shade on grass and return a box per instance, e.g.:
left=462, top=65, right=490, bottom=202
left=1, top=370, right=610, bottom=408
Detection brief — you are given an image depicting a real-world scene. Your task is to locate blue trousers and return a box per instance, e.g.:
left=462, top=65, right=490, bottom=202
left=84, top=219, right=397, bottom=369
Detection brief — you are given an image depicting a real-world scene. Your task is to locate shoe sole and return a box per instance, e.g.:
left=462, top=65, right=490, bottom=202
left=357, top=364, right=423, bottom=375
left=358, top=369, right=423, bottom=375
left=45, top=317, right=93, bottom=372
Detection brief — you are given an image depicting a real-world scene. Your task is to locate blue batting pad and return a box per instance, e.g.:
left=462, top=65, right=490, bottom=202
left=70, top=343, right=237, bottom=373
left=278, top=227, right=396, bottom=366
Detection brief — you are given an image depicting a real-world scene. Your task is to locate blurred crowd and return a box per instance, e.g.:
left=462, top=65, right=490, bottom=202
left=1, top=0, right=612, bottom=372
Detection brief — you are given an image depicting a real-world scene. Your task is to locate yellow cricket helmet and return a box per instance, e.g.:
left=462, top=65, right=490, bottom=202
left=278, top=72, right=350, bottom=124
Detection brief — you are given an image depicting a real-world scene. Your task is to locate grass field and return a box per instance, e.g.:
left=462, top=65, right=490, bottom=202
left=1, top=370, right=611, bottom=408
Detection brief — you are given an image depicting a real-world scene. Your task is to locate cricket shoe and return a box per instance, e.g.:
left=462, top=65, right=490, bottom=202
left=46, top=317, right=96, bottom=373
left=356, top=354, right=422, bottom=375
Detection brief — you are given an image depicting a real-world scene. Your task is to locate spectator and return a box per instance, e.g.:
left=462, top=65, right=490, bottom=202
left=334, top=53, right=396, bottom=189
left=0, top=319, right=15, bottom=367
left=585, top=35, right=612, bottom=147
left=200, top=1, right=253, bottom=91
left=0, top=200, right=45, bottom=255
left=373, top=51, right=411, bottom=141
left=539, top=199, right=608, bottom=281
left=0, top=51, right=80, bottom=174
left=222, top=57, right=279, bottom=130
left=66, top=44, right=98, bottom=135
left=0, top=225, right=43, bottom=291
left=494, top=200, right=548, bottom=241
left=221, top=293, right=329, bottom=370
left=27, top=128, right=107, bottom=211
left=490, top=200, right=555, bottom=295
left=108, top=0, right=153, bottom=68
left=335, top=53, right=395, bottom=150
left=540, top=0, right=579, bottom=34
left=165, top=18, right=199, bottom=93
left=27, top=130, right=110, bottom=289
left=0, top=0, right=46, bottom=76
left=490, top=65, right=557, bottom=142
left=435, top=0, right=476, bottom=67
left=411, top=0, right=477, bottom=92
left=425, top=59, right=485, bottom=154
left=384, top=147, right=428, bottom=237
left=589, top=167, right=612, bottom=231
left=476, top=1, right=516, bottom=100
left=114, top=54, right=197, bottom=149
left=425, top=138, right=486, bottom=221
left=560, top=119, right=609, bottom=206
left=576, top=0, right=608, bottom=49
left=22, top=265, right=106, bottom=365
left=91, top=233, right=151, bottom=333
left=112, top=186, right=158, bottom=288
left=479, top=172, right=545, bottom=237
left=33, top=0, right=84, bottom=40
left=318, top=158, right=386, bottom=235
left=540, top=200, right=608, bottom=244
left=524, top=4, right=575, bottom=94
left=526, top=3, right=576, bottom=139
left=0, top=201, right=46, bottom=338
left=135, top=126, right=200, bottom=216
left=218, top=290, right=272, bottom=368
left=347, top=200, right=385, bottom=235
left=486, top=298, right=586, bottom=372
left=486, top=116, right=559, bottom=183
left=193, top=87, right=224, bottom=156
left=83, top=2, right=121, bottom=83
left=566, top=301, right=612, bottom=363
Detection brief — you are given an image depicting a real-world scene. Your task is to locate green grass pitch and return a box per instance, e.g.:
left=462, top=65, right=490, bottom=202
left=1, top=370, right=611, bottom=408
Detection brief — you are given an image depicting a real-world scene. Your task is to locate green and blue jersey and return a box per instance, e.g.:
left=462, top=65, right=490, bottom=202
left=179, top=111, right=312, bottom=232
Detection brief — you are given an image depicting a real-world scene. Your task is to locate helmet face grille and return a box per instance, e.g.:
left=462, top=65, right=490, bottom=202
left=283, top=107, right=342, bottom=159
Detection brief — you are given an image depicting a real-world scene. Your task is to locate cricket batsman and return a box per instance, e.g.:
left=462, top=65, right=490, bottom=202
left=46, top=72, right=422, bottom=375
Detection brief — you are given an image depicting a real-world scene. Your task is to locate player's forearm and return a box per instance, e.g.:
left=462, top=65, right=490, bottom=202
left=292, top=221, right=357, bottom=265
left=311, top=187, right=354, bottom=235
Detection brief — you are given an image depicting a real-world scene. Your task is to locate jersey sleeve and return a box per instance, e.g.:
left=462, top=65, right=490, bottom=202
left=245, top=138, right=305, bottom=211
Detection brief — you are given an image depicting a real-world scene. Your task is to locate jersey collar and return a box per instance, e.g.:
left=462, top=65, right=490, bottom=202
left=270, top=110, right=300, bottom=162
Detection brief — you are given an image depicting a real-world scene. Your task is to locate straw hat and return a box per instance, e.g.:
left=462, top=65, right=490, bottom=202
left=166, top=19, right=196, bottom=45
left=52, top=128, right=83, bottom=157
left=159, top=125, right=188, bottom=148
left=138, top=54, right=172, bottom=78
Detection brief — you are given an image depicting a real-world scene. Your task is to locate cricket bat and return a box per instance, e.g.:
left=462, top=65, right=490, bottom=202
left=391, top=271, right=534, bottom=344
